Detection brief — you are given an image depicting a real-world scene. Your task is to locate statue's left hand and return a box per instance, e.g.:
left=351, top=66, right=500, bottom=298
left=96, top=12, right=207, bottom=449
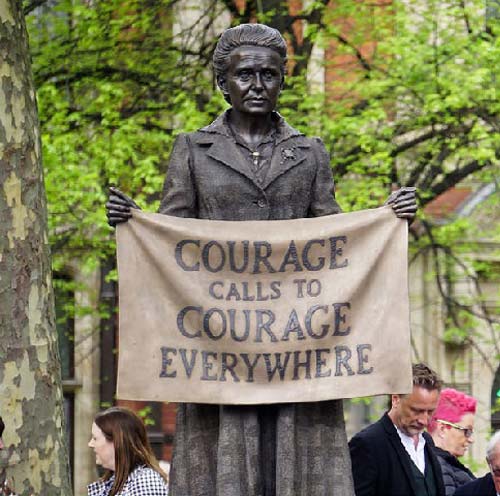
left=384, top=187, right=417, bottom=222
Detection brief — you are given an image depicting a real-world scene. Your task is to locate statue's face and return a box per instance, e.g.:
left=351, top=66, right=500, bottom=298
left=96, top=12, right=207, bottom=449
left=222, top=45, right=283, bottom=116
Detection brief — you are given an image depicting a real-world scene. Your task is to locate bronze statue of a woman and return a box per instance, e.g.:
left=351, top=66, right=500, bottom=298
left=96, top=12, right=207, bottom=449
left=107, top=23, right=416, bottom=496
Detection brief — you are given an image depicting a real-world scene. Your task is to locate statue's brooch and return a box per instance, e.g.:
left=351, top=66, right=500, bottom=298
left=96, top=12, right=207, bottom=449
left=281, top=147, right=296, bottom=163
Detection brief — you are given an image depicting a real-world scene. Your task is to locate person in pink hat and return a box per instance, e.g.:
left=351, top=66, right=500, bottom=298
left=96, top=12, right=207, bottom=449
left=428, top=388, right=477, bottom=495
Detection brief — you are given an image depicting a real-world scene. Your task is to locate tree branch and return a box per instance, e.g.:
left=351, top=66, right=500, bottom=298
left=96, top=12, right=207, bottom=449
left=23, top=0, right=49, bottom=15
left=427, top=158, right=493, bottom=202
left=35, top=65, right=173, bottom=89
left=459, top=0, right=473, bottom=35
left=416, top=147, right=454, bottom=191
left=332, top=33, right=372, bottom=72
left=420, top=220, right=498, bottom=373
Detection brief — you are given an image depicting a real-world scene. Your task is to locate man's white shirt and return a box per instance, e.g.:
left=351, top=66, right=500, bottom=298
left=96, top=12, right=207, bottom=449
left=395, top=426, right=426, bottom=474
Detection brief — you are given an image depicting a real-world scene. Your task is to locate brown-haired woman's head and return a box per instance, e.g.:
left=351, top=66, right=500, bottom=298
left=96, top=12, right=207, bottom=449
left=88, top=407, right=167, bottom=495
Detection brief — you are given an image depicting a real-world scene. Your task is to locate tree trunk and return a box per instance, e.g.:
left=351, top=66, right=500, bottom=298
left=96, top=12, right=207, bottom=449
left=0, top=1, right=73, bottom=495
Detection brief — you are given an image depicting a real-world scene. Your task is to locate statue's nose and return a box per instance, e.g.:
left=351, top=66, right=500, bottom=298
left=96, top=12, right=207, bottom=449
left=252, top=73, right=264, bottom=90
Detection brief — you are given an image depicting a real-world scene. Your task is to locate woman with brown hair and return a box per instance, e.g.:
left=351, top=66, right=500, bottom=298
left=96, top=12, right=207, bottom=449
left=87, top=407, right=168, bottom=496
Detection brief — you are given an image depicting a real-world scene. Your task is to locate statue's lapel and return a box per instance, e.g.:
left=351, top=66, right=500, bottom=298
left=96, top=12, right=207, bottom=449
left=205, top=137, right=258, bottom=185
left=262, top=140, right=309, bottom=190
left=198, top=111, right=308, bottom=190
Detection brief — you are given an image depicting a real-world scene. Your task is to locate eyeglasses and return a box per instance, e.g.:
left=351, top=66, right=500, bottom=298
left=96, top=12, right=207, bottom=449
left=436, top=419, right=474, bottom=438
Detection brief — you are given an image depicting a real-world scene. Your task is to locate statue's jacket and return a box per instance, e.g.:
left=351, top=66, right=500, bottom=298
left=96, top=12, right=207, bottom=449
left=158, top=111, right=342, bottom=220
left=157, top=111, right=354, bottom=496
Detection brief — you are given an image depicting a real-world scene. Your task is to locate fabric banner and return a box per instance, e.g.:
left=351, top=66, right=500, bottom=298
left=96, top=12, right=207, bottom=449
left=116, top=207, right=413, bottom=405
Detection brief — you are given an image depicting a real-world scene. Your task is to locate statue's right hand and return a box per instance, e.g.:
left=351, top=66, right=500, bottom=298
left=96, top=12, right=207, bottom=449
left=106, top=186, right=141, bottom=227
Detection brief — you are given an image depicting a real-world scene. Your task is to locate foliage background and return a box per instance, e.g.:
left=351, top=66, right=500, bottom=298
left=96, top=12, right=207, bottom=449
left=26, top=0, right=499, bottom=422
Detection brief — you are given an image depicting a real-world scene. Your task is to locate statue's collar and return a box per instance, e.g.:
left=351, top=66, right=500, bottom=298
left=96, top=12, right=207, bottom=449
left=199, top=110, right=303, bottom=144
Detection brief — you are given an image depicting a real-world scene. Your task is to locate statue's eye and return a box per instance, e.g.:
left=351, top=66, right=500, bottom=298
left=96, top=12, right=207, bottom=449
left=262, top=70, right=275, bottom=80
left=238, top=70, right=252, bottom=81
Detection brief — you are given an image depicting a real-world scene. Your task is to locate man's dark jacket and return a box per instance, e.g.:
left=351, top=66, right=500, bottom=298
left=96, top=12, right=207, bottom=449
left=349, top=412, right=446, bottom=496
left=454, top=473, right=496, bottom=496
left=159, top=112, right=353, bottom=496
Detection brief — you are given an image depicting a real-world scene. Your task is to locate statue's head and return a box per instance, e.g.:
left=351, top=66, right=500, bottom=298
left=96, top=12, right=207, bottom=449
left=213, top=24, right=287, bottom=105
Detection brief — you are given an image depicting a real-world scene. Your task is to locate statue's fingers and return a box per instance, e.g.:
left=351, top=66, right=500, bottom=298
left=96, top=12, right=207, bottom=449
left=395, top=205, right=417, bottom=212
left=395, top=209, right=417, bottom=217
left=395, top=192, right=417, bottom=203
left=395, top=211, right=416, bottom=220
left=392, top=200, right=418, bottom=212
left=109, top=187, right=139, bottom=208
left=109, top=186, right=127, bottom=198
left=393, top=198, right=417, bottom=209
left=108, top=194, right=137, bottom=208
left=398, top=186, right=416, bottom=193
left=391, top=189, right=416, bottom=202
left=107, top=209, right=132, bottom=219
left=107, top=215, right=131, bottom=227
left=106, top=208, right=132, bottom=222
left=106, top=200, right=132, bottom=212
left=394, top=186, right=416, bottom=196
left=394, top=209, right=417, bottom=219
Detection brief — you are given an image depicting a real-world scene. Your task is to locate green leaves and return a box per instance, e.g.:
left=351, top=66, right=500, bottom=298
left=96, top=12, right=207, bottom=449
left=28, top=1, right=498, bottom=359
left=28, top=0, right=222, bottom=271
left=30, top=0, right=499, bottom=249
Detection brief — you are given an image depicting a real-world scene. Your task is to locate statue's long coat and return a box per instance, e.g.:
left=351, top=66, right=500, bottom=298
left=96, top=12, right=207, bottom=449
left=159, top=112, right=355, bottom=496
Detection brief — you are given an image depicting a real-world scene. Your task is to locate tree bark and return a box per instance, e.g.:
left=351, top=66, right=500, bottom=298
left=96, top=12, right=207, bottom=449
left=0, top=1, right=73, bottom=494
